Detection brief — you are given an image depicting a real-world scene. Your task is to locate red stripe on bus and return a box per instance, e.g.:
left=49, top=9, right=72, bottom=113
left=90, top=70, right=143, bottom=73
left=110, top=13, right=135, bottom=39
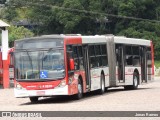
left=64, top=36, right=82, bottom=45
left=92, top=75, right=109, bottom=78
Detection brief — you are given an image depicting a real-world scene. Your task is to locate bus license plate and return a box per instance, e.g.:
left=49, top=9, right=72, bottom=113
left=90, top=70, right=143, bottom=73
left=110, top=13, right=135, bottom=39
left=36, top=91, right=45, bottom=95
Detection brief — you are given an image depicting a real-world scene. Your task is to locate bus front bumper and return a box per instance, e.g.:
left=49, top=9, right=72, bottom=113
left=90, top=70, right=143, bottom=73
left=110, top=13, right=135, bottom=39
left=14, top=85, right=68, bottom=98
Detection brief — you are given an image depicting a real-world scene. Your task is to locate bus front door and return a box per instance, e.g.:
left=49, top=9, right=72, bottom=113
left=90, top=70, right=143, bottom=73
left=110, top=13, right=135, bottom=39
left=83, top=45, right=91, bottom=91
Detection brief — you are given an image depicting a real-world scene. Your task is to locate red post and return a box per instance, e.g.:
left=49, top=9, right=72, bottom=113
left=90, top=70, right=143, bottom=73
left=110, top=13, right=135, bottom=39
left=2, top=60, right=9, bottom=88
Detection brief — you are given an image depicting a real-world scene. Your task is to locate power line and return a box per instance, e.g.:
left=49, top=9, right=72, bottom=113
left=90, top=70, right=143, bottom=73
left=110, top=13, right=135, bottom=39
left=6, top=2, right=160, bottom=23
left=52, top=6, right=160, bottom=23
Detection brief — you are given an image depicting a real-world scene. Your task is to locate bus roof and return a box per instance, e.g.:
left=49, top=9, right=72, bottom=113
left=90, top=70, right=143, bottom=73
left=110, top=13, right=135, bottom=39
left=114, top=36, right=151, bottom=46
left=82, top=36, right=108, bottom=44
left=14, top=34, right=151, bottom=47
left=15, top=35, right=63, bottom=42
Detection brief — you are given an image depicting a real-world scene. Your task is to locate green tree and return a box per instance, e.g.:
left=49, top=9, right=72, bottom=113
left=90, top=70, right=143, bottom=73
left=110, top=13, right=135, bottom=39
left=0, top=25, right=34, bottom=47
left=55, top=0, right=84, bottom=33
left=9, top=26, right=34, bottom=47
left=3, top=0, right=160, bottom=60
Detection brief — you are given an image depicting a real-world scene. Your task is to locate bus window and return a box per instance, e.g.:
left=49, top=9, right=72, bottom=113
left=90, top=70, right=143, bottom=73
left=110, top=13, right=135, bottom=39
left=72, top=45, right=84, bottom=70
left=89, top=45, right=97, bottom=68
left=73, top=46, right=79, bottom=70
left=67, top=45, right=73, bottom=72
left=89, top=45, right=95, bottom=56
left=73, top=46, right=78, bottom=58
left=147, top=47, right=152, bottom=66
left=147, top=47, right=152, bottom=80
left=77, top=46, right=84, bottom=70
left=95, top=45, right=102, bottom=67
left=125, top=46, right=133, bottom=66
left=101, top=45, right=108, bottom=66
left=132, top=46, right=140, bottom=66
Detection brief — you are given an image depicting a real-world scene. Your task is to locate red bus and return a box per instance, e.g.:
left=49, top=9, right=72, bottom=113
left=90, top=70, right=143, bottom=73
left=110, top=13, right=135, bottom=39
left=13, top=35, right=154, bottom=102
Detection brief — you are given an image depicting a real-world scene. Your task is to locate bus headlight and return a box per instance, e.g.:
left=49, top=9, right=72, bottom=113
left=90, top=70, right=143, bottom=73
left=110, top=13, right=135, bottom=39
left=57, top=80, right=66, bottom=87
left=15, top=83, right=25, bottom=90
left=69, top=77, right=73, bottom=84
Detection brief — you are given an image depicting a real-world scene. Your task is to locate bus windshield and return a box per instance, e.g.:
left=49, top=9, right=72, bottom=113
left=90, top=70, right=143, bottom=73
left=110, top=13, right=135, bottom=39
left=15, top=49, right=65, bottom=81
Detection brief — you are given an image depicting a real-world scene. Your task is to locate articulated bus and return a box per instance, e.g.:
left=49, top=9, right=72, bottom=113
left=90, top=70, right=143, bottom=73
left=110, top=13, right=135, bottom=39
left=14, top=35, right=154, bottom=102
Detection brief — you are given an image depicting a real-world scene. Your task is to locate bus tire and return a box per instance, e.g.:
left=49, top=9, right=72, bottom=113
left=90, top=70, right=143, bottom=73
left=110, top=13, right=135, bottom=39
left=75, top=79, right=83, bottom=100
left=124, top=72, right=139, bottom=90
left=132, top=72, right=139, bottom=89
left=29, top=97, right=38, bottom=103
left=99, top=74, right=105, bottom=94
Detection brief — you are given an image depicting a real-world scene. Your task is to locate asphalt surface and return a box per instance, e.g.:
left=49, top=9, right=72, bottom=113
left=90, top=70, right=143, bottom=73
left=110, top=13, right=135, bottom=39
left=0, top=77, right=160, bottom=120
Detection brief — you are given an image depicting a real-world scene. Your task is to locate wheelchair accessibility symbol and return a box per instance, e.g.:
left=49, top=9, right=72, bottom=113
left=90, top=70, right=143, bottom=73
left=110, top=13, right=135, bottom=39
left=40, top=71, right=48, bottom=78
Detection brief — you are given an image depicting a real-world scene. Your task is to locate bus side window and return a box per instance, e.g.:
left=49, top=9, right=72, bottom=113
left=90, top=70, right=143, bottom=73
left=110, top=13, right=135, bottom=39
left=133, top=56, right=140, bottom=66
left=77, top=46, right=84, bottom=70
left=115, top=44, right=119, bottom=66
left=66, top=45, right=73, bottom=71
left=132, top=46, right=140, bottom=66
left=95, top=45, right=102, bottom=67
left=89, top=45, right=97, bottom=68
left=125, top=46, right=133, bottom=66
left=147, top=47, right=152, bottom=66
left=73, top=46, right=79, bottom=70
left=101, top=44, right=108, bottom=66
left=126, top=56, right=133, bottom=65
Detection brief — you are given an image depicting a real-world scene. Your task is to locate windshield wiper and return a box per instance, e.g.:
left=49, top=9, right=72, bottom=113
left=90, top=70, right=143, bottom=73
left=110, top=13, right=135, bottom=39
left=25, top=50, right=34, bottom=78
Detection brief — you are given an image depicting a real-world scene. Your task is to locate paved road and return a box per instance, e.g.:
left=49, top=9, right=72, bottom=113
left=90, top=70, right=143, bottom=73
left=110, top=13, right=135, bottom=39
left=0, top=77, right=160, bottom=120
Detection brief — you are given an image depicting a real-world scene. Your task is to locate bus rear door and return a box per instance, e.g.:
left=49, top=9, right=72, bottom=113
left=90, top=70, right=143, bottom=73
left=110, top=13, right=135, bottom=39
left=83, top=45, right=91, bottom=91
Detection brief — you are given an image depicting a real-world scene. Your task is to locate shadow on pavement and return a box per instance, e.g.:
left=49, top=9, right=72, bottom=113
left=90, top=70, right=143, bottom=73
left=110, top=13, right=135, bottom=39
left=20, top=87, right=151, bottom=105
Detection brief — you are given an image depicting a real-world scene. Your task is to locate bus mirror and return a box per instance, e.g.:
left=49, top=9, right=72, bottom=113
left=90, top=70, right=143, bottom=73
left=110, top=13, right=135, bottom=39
left=10, top=52, right=14, bottom=56
left=69, top=58, right=75, bottom=70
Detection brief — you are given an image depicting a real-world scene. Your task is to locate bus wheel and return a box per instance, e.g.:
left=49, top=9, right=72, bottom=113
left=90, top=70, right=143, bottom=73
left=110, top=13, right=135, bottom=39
left=99, top=74, right=105, bottom=94
left=75, top=79, right=83, bottom=100
left=124, top=72, right=138, bottom=90
left=132, top=72, right=139, bottom=89
left=29, top=97, right=38, bottom=103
